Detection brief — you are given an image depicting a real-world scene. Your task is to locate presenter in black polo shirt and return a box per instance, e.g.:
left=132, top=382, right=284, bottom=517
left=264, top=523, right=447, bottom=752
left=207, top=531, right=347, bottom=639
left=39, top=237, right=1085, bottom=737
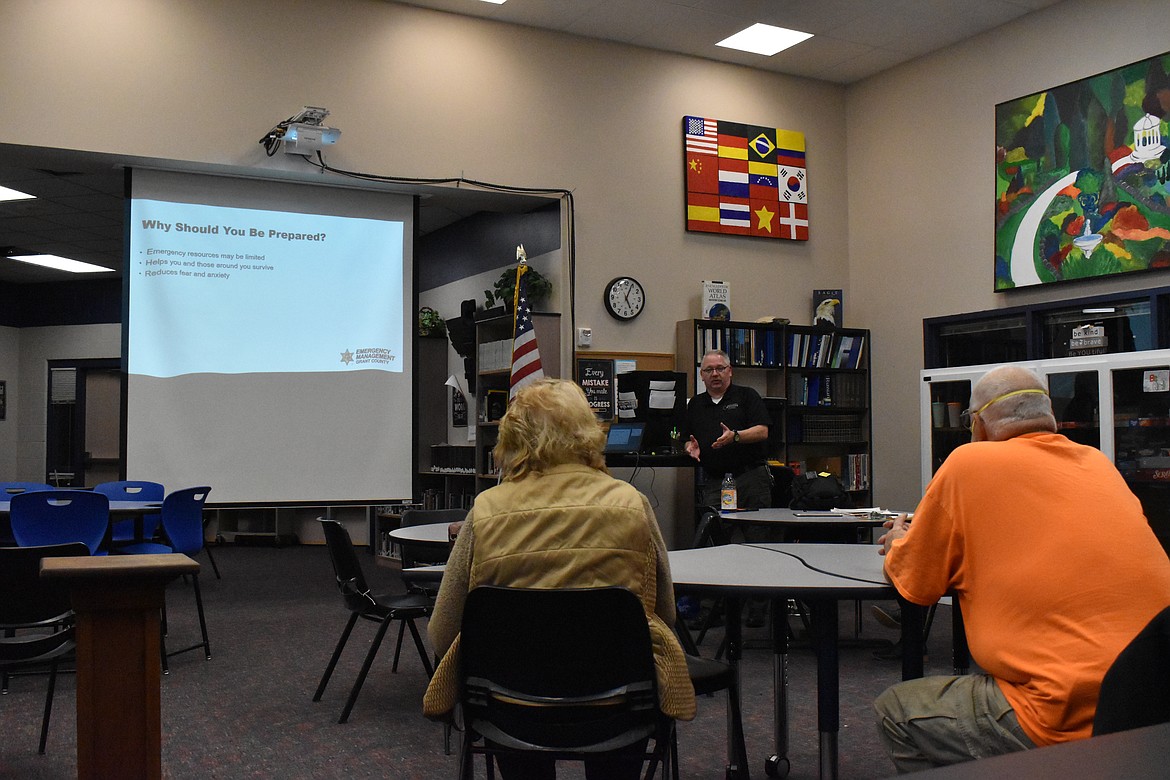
left=683, top=349, right=773, bottom=509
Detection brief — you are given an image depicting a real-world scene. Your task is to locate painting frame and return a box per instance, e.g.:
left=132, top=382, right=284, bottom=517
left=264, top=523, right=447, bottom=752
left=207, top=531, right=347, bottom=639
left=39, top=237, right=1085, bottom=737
left=994, top=51, right=1170, bottom=291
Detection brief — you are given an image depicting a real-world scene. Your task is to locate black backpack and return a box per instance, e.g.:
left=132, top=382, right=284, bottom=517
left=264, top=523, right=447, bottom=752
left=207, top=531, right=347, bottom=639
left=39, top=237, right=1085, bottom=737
left=789, top=471, right=851, bottom=511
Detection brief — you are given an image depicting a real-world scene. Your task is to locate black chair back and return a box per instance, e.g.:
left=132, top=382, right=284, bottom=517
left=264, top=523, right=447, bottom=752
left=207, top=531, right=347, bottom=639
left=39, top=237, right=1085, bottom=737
left=0, top=542, right=88, bottom=626
left=0, top=541, right=89, bottom=754
left=460, top=586, right=663, bottom=754
left=1093, top=604, right=1170, bottom=736
left=319, top=518, right=375, bottom=613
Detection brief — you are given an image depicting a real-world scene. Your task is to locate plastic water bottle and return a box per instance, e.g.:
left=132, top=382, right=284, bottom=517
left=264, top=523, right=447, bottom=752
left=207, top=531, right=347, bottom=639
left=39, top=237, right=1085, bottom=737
left=720, top=472, right=737, bottom=512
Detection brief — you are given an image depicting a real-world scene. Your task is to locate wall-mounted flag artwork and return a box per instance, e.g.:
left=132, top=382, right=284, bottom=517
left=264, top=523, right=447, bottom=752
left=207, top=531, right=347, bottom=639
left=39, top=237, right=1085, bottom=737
left=684, top=116, right=808, bottom=241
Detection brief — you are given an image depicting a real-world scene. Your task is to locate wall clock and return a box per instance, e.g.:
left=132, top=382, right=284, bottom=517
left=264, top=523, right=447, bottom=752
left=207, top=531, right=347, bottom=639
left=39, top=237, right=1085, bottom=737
left=604, top=276, right=645, bottom=321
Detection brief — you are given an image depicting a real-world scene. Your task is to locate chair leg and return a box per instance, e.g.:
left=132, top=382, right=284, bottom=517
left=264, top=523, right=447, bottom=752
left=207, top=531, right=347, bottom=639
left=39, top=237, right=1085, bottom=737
left=39, top=661, right=58, bottom=755
left=404, top=617, right=435, bottom=677
left=202, top=545, right=222, bottom=580
left=191, top=574, right=211, bottom=660
left=458, top=728, right=476, bottom=780
left=313, top=612, right=360, bottom=702
left=338, top=613, right=395, bottom=723
left=391, top=619, right=407, bottom=672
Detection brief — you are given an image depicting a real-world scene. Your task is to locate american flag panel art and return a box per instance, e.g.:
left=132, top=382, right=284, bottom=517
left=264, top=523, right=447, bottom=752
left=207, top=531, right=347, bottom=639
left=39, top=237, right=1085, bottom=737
left=684, top=115, right=808, bottom=241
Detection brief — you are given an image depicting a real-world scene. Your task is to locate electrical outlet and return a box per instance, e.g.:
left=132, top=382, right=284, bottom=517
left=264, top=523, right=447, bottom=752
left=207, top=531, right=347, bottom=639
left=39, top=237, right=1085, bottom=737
left=577, top=327, right=593, bottom=348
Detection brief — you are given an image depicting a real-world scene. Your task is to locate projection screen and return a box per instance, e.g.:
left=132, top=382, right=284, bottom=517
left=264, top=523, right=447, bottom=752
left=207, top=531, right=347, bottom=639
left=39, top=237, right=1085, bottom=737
left=126, top=168, right=414, bottom=504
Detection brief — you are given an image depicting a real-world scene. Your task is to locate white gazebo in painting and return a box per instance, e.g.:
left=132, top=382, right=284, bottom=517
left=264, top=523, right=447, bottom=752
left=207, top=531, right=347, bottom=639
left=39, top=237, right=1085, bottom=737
left=1131, top=113, right=1165, bottom=163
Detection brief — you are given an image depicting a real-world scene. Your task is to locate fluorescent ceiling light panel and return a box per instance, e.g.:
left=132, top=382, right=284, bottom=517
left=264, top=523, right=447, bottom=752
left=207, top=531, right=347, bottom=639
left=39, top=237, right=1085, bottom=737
left=716, top=23, right=812, bottom=56
left=9, top=254, right=111, bottom=274
left=0, top=185, right=35, bottom=203
left=478, top=0, right=507, bottom=4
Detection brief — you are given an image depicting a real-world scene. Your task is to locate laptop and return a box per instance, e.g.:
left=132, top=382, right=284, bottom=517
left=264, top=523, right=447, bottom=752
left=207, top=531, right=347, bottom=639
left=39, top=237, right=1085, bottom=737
left=604, top=422, right=647, bottom=454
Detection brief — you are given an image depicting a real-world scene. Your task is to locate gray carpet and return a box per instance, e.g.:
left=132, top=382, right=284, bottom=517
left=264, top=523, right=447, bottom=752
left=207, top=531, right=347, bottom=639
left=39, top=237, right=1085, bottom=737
left=0, top=544, right=958, bottom=779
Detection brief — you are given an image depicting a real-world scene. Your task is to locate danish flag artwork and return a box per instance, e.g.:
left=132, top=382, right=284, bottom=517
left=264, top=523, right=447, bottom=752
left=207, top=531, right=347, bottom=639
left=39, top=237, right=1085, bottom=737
left=509, top=245, right=545, bottom=398
left=684, top=115, right=808, bottom=241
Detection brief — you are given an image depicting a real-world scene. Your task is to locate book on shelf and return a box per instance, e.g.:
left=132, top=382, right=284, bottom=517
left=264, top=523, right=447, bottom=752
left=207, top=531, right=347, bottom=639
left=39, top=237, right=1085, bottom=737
left=786, top=330, right=867, bottom=370
left=812, top=288, right=843, bottom=327
left=701, top=280, right=731, bottom=320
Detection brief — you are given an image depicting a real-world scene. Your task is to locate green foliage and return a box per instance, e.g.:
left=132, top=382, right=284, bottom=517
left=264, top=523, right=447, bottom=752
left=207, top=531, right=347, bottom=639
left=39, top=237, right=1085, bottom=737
left=418, top=306, right=446, bottom=337
left=484, top=266, right=552, bottom=310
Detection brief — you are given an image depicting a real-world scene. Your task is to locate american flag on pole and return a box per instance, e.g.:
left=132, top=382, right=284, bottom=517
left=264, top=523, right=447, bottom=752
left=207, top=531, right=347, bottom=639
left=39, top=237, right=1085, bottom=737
left=509, top=258, right=544, bottom=398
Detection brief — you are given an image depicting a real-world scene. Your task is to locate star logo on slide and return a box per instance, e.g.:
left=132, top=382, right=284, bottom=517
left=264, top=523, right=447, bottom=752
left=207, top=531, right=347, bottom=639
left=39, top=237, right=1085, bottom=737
left=340, top=349, right=353, bottom=365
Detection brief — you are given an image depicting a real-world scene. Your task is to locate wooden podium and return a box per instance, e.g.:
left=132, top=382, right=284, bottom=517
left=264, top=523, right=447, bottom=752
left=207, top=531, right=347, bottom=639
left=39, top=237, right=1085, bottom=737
left=42, top=554, right=199, bottom=780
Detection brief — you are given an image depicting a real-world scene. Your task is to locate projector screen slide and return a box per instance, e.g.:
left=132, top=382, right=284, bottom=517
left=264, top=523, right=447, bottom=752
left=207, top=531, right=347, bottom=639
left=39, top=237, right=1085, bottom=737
left=126, top=169, right=415, bottom=504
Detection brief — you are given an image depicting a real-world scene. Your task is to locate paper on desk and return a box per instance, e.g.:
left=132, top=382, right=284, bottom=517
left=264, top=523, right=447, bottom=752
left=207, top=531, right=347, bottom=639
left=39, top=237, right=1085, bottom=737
left=617, top=391, right=637, bottom=419
left=832, top=507, right=904, bottom=518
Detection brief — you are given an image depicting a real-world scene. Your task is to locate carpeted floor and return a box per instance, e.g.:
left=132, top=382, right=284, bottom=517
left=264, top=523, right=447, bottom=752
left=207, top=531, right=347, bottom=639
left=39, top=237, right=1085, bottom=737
left=0, top=544, right=959, bottom=779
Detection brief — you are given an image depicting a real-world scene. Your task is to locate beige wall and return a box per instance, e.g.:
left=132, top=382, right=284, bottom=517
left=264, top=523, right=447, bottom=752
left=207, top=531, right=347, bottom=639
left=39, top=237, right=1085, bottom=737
left=2, top=0, right=1168, bottom=511
left=847, top=0, right=1170, bottom=508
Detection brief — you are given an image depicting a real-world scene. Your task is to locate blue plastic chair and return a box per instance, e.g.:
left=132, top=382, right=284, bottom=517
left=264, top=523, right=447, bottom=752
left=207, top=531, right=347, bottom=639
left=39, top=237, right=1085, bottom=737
left=119, top=487, right=213, bottom=669
left=1, top=483, right=53, bottom=545
left=93, top=480, right=164, bottom=544
left=9, top=490, right=109, bottom=555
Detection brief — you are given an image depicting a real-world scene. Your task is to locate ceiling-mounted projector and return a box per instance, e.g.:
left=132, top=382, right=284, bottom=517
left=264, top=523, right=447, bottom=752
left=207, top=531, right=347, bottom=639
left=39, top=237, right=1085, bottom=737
left=282, top=122, right=341, bottom=154
left=259, top=105, right=341, bottom=156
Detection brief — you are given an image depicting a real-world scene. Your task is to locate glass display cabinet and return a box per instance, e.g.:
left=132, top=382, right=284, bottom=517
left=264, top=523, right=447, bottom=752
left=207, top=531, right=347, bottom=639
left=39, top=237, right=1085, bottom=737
left=921, top=350, right=1170, bottom=552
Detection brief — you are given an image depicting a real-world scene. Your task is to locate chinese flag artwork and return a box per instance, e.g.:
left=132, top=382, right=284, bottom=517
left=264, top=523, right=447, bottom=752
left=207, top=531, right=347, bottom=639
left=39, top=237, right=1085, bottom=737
left=684, top=116, right=808, bottom=241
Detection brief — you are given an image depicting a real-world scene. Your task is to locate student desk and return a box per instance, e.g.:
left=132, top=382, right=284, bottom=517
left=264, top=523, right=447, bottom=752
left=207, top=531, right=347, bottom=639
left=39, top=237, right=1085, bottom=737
left=668, top=542, right=921, bottom=780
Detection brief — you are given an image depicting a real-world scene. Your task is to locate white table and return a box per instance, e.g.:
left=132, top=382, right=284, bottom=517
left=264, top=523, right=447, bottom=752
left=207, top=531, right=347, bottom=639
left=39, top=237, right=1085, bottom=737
left=387, top=522, right=451, bottom=545
left=668, top=542, right=919, bottom=780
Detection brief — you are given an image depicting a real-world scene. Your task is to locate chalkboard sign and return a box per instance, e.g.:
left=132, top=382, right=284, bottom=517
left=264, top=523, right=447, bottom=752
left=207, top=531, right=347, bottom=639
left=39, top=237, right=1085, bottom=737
left=451, top=387, right=468, bottom=428
left=577, top=359, right=615, bottom=420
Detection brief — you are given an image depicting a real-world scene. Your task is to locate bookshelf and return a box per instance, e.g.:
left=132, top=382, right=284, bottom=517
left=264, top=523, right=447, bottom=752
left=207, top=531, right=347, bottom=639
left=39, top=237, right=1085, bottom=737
left=676, top=319, right=872, bottom=504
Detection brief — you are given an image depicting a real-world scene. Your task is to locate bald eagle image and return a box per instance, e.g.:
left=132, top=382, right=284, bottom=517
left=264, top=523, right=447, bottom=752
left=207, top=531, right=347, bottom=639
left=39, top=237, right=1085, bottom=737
left=814, top=297, right=840, bottom=327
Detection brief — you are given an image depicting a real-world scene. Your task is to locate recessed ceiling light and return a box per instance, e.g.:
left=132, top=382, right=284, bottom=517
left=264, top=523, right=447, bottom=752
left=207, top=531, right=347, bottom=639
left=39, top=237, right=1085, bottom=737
left=716, top=23, right=813, bottom=56
left=0, top=185, right=35, bottom=203
left=478, top=0, right=507, bottom=5
left=8, top=254, right=111, bottom=274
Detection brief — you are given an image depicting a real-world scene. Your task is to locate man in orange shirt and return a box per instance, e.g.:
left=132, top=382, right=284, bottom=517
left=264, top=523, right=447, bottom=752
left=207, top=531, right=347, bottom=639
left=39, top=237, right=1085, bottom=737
left=875, top=365, right=1170, bottom=773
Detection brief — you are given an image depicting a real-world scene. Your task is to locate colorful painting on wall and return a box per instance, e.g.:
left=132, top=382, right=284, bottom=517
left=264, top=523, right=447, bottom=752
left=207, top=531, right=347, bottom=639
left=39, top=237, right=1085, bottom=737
left=684, top=116, right=808, bottom=241
left=995, top=52, right=1170, bottom=291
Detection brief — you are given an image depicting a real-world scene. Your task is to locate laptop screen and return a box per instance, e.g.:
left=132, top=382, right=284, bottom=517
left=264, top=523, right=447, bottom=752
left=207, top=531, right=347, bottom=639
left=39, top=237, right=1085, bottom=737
left=604, top=422, right=647, bottom=454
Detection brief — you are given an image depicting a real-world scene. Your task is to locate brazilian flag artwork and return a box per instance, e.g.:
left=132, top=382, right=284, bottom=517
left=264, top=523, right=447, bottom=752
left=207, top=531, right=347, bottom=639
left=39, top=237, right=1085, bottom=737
left=684, top=115, right=808, bottom=241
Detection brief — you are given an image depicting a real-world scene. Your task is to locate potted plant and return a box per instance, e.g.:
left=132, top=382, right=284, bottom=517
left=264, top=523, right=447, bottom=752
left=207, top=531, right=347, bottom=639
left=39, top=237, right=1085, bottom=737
left=483, top=266, right=552, bottom=313
left=417, top=306, right=447, bottom=338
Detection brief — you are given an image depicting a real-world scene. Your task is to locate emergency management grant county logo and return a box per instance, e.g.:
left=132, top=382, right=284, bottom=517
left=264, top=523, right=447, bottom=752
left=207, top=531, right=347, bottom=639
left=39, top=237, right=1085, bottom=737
left=684, top=116, right=808, bottom=241
left=340, top=347, right=395, bottom=367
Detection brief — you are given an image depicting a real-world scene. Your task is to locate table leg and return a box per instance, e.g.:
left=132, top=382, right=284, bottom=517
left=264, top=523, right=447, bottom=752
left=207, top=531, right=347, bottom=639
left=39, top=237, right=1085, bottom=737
left=765, top=597, right=790, bottom=778
left=723, top=597, right=751, bottom=779
left=951, top=600, right=969, bottom=675
left=899, top=597, right=926, bottom=680
left=809, top=599, right=839, bottom=780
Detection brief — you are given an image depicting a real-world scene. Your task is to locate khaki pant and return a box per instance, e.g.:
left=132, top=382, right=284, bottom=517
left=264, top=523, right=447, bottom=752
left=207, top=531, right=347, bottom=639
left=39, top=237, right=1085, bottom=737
left=874, top=674, right=1035, bottom=774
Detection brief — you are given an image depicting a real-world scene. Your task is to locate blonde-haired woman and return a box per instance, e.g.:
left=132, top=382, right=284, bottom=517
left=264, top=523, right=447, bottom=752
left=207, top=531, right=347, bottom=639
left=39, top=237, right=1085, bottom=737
left=424, top=378, right=694, bottom=779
